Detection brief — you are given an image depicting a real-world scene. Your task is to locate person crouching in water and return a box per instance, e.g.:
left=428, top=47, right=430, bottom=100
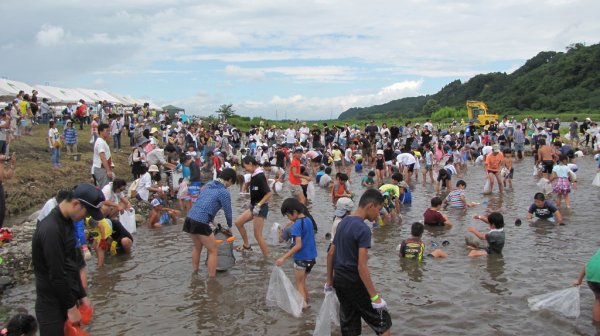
left=466, top=212, right=505, bottom=257
left=276, top=198, right=318, bottom=308
left=183, top=168, right=237, bottom=277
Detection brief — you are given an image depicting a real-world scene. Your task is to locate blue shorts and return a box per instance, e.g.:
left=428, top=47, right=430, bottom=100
left=159, top=212, right=171, bottom=225
left=187, top=182, right=202, bottom=202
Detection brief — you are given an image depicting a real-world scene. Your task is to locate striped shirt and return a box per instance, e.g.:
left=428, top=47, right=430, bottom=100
left=445, top=189, right=465, bottom=208
left=64, top=127, right=77, bottom=145
left=187, top=180, right=233, bottom=227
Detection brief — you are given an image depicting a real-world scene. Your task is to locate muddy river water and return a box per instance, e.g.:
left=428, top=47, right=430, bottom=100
left=2, top=156, right=600, bottom=335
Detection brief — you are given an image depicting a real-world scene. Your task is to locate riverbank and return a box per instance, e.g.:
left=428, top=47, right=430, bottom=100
left=0, top=125, right=132, bottom=294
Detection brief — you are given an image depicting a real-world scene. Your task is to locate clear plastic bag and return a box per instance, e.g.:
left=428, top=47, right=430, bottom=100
left=266, top=266, right=304, bottom=317
left=268, top=222, right=281, bottom=245
left=593, top=173, right=600, bottom=187
left=483, top=179, right=491, bottom=194
left=537, top=178, right=553, bottom=194
left=527, top=286, right=580, bottom=318
left=274, top=181, right=283, bottom=193
left=532, top=165, right=539, bottom=177
left=312, top=290, right=340, bottom=336
left=307, top=182, right=316, bottom=200
left=119, top=209, right=136, bottom=234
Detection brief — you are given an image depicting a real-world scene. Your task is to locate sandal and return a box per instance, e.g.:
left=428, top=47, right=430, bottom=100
left=235, top=244, right=252, bottom=252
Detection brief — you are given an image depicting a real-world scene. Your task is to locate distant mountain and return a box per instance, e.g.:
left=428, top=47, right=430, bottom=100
left=338, top=43, right=600, bottom=120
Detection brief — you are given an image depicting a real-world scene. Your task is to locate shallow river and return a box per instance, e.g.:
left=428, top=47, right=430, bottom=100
left=2, top=156, right=600, bottom=335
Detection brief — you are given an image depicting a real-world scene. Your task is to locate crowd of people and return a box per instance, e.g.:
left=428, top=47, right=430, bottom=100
left=2, top=90, right=600, bottom=334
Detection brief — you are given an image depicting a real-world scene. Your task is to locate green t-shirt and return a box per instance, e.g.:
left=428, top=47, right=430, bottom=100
left=379, top=184, right=400, bottom=198
left=586, top=248, right=600, bottom=283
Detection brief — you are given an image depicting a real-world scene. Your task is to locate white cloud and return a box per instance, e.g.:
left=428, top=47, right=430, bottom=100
left=2, top=0, right=600, bottom=118
left=224, top=65, right=357, bottom=82
left=172, top=80, right=423, bottom=119
left=36, top=25, right=65, bottom=46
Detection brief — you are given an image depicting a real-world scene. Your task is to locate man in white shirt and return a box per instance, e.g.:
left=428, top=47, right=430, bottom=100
left=92, top=123, right=113, bottom=188
left=284, top=124, right=296, bottom=148
left=110, top=115, right=122, bottom=151
left=299, top=122, right=310, bottom=145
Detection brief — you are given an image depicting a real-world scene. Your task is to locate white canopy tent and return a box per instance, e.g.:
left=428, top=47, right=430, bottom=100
left=0, top=79, right=51, bottom=101
left=34, top=85, right=83, bottom=104
left=109, top=93, right=162, bottom=111
left=75, top=88, right=122, bottom=104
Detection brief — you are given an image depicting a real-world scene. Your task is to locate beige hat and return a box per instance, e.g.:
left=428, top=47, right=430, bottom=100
left=150, top=127, right=158, bottom=134
left=148, top=165, right=159, bottom=172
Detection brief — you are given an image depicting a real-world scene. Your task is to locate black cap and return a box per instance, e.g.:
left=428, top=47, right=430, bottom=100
left=73, top=183, right=105, bottom=220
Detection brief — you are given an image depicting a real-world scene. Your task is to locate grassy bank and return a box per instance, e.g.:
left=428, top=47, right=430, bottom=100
left=5, top=125, right=131, bottom=219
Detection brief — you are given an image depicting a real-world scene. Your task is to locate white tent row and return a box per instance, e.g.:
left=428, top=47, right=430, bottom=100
left=0, top=79, right=52, bottom=100
left=0, top=79, right=162, bottom=111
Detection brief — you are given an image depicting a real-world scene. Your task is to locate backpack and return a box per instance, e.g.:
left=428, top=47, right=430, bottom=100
left=128, top=179, right=140, bottom=198
left=127, top=153, right=134, bottom=166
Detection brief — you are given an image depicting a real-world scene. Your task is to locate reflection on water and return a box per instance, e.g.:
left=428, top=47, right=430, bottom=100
left=2, top=157, right=600, bottom=334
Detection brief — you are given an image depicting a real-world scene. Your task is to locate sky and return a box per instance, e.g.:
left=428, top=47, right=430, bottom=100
left=1, top=0, right=598, bottom=120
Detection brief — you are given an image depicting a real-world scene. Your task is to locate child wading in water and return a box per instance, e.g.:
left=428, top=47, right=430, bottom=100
left=550, top=154, right=575, bottom=208
left=276, top=198, right=318, bottom=307
left=466, top=212, right=505, bottom=257
left=502, top=149, right=514, bottom=190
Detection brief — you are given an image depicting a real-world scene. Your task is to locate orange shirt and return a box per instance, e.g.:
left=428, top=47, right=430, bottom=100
left=289, top=158, right=301, bottom=185
left=485, top=152, right=504, bottom=172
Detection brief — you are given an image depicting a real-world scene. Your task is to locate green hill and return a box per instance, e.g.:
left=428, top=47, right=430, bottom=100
left=338, top=43, right=600, bottom=120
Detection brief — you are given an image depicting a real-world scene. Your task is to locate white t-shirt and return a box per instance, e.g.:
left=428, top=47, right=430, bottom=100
left=93, top=137, right=111, bottom=169
left=482, top=145, right=493, bottom=156
left=344, top=148, right=353, bottom=161
left=396, top=153, right=416, bottom=165
left=48, top=128, right=59, bottom=148
left=285, top=128, right=296, bottom=144
left=102, top=182, right=122, bottom=203
left=136, top=172, right=152, bottom=201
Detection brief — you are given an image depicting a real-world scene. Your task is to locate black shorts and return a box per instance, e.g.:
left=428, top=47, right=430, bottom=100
left=183, top=218, right=213, bottom=236
left=588, top=281, right=600, bottom=299
left=334, top=283, right=392, bottom=335
left=294, top=259, right=316, bottom=273
left=250, top=203, right=269, bottom=219
left=542, top=160, right=554, bottom=174
left=407, top=163, right=415, bottom=172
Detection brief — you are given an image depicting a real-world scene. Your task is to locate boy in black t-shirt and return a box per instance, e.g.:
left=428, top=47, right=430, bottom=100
left=526, top=192, right=564, bottom=224
left=325, top=189, right=392, bottom=336
left=467, top=212, right=505, bottom=257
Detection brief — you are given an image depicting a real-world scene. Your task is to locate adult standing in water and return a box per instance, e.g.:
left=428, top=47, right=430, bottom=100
left=325, top=189, right=392, bottom=336
left=234, top=156, right=273, bottom=256
left=0, top=153, right=16, bottom=228
left=32, top=183, right=105, bottom=335
left=183, top=168, right=237, bottom=277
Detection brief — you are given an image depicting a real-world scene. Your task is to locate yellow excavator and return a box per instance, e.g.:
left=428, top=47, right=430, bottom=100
left=466, top=100, right=498, bottom=126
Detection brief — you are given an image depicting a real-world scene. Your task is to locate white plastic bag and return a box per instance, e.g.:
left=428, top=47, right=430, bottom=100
left=266, top=266, right=304, bottom=317
left=528, top=286, right=580, bottom=318
left=119, top=209, right=136, bottom=234
left=307, top=182, right=316, bottom=200
left=171, top=171, right=182, bottom=191
left=483, top=179, right=491, bottom=194
left=593, top=173, right=600, bottom=187
left=532, top=165, right=539, bottom=177
left=274, top=181, right=283, bottom=193
left=268, top=222, right=281, bottom=245
left=312, top=290, right=340, bottom=336
left=537, top=178, right=553, bottom=194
